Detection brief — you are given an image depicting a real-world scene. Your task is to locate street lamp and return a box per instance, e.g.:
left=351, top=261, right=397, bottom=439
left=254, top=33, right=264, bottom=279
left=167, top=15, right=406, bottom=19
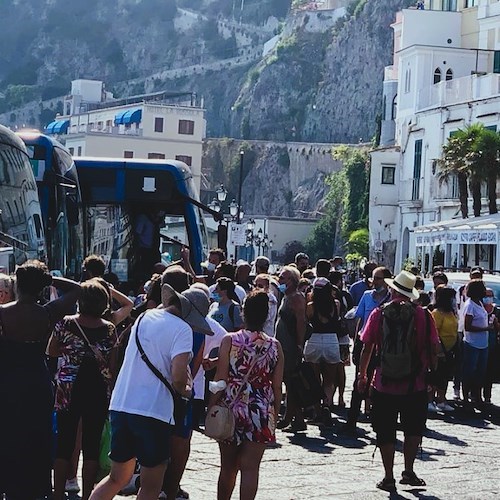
left=247, top=218, right=255, bottom=231
left=229, top=199, right=238, bottom=218
left=216, top=184, right=227, bottom=203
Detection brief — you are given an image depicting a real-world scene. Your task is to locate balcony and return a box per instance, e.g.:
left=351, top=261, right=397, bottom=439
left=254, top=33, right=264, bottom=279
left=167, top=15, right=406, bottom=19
left=399, top=179, right=423, bottom=208
left=69, top=125, right=143, bottom=137
left=417, top=73, right=500, bottom=111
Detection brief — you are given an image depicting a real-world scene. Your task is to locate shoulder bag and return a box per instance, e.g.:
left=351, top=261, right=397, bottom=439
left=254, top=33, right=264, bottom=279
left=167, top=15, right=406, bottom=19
left=134, top=313, right=189, bottom=428
left=205, top=347, right=264, bottom=442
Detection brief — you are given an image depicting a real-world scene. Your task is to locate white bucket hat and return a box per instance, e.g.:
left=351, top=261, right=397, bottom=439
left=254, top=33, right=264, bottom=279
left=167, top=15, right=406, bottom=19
left=384, top=271, right=419, bottom=300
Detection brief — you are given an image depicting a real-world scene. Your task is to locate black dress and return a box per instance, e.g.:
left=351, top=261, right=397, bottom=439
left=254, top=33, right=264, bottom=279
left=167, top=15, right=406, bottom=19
left=0, top=336, right=53, bottom=499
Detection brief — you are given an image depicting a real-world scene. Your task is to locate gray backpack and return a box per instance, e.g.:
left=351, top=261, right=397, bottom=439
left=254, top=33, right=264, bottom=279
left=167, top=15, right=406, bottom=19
left=380, top=301, right=419, bottom=384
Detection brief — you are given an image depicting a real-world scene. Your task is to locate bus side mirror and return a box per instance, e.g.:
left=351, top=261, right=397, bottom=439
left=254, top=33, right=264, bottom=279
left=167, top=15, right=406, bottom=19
left=217, top=224, right=228, bottom=254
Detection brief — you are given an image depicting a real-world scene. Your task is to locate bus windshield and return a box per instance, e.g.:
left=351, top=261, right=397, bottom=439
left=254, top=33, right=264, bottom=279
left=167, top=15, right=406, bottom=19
left=0, top=126, right=45, bottom=272
left=17, top=131, right=84, bottom=278
left=75, top=157, right=208, bottom=284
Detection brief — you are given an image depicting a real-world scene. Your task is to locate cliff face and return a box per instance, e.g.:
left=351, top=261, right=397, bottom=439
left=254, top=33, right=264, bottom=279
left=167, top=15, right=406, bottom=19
left=229, top=0, right=415, bottom=143
left=202, top=139, right=345, bottom=218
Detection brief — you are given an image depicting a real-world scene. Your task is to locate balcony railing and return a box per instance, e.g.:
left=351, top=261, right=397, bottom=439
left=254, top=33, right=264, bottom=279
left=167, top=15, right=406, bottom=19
left=69, top=125, right=143, bottom=137
left=417, top=73, right=500, bottom=111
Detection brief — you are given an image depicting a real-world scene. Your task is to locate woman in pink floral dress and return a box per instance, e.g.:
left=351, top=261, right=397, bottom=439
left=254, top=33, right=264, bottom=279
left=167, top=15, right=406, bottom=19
left=210, top=290, right=284, bottom=500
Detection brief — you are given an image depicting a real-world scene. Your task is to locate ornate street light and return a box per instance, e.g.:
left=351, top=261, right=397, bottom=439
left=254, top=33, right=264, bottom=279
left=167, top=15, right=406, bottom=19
left=208, top=197, right=221, bottom=213
left=247, top=218, right=255, bottom=231
left=229, top=199, right=239, bottom=218
left=216, top=184, right=228, bottom=203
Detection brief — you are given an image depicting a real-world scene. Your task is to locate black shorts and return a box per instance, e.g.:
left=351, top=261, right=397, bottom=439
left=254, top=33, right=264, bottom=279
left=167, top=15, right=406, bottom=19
left=109, top=411, right=172, bottom=468
left=371, top=389, right=428, bottom=446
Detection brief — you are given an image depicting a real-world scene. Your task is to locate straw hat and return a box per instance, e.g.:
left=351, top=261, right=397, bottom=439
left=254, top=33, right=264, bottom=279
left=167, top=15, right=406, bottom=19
left=384, top=271, right=419, bottom=300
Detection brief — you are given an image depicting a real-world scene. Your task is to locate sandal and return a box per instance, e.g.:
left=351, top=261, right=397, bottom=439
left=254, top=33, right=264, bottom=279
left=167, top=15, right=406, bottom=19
left=400, top=470, right=426, bottom=486
left=376, top=478, right=396, bottom=492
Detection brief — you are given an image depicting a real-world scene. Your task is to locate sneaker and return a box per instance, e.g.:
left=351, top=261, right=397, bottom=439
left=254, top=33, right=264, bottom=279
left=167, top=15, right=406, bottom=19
left=65, top=478, right=80, bottom=493
left=436, top=402, right=454, bottom=413
left=427, top=402, right=438, bottom=413
left=159, top=493, right=167, bottom=499
left=177, top=487, right=190, bottom=499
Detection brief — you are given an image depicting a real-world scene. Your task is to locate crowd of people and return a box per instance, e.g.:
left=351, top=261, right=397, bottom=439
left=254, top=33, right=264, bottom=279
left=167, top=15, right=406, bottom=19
left=0, top=249, right=499, bottom=499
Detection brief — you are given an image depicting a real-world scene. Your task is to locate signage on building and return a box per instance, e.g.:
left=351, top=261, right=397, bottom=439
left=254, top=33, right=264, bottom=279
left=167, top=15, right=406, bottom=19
left=415, top=230, right=498, bottom=246
left=229, top=223, right=247, bottom=246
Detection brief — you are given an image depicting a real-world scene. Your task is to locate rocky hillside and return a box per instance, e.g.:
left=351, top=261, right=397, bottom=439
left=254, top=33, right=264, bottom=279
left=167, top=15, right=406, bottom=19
left=2, top=0, right=414, bottom=144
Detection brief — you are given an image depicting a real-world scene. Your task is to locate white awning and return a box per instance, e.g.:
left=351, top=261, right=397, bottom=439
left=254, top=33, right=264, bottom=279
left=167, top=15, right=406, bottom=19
left=414, top=214, right=500, bottom=247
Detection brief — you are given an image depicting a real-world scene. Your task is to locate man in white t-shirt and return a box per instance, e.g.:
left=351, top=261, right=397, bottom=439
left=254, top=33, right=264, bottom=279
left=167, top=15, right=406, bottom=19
left=90, top=284, right=213, bottom=500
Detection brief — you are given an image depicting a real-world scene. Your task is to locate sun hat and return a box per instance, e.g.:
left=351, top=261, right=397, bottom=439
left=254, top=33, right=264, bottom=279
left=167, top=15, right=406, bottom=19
left=161, top=284, right=213, bottom=335
left=384, top=271, right=419, bottom=300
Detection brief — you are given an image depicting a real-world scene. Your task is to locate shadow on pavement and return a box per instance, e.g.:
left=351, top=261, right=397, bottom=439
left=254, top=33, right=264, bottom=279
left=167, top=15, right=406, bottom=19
left=285, top=433, right=335, bottom=454
left=424, top=427, right=468, bottom=447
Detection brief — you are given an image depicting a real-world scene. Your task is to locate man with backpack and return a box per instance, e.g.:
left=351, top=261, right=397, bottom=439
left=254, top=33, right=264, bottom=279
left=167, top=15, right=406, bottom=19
left=357, top=270, right=439, bottom=493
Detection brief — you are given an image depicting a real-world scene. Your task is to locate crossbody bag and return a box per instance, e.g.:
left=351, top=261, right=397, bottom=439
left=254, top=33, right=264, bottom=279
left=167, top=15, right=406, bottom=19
left=133, top=313, right=189, bottom=427
left=205, top=343, right=266, bottom=442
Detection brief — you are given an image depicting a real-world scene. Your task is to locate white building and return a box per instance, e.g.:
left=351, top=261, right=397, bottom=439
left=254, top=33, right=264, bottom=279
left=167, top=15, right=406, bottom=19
left=370, top=0, right=500, bottom=273
left=45, top=79, right=206, bottom=192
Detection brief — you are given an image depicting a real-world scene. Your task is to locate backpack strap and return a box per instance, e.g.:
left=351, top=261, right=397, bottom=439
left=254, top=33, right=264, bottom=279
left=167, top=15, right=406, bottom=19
left=229, top=302, right=236, bottom=328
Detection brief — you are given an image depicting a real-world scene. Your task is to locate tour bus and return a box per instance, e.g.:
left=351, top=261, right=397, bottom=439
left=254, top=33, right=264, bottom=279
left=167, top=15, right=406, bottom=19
left=18, top=130, right=211, bottom=284
left=0, top=125, right=45, bottom=272
left=17, top=131, right=84, bottom=278
left=73, top=157, right=210, bottom=283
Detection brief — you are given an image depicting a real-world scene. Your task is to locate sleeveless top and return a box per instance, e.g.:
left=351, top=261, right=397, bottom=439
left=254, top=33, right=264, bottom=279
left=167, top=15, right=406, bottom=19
left=310, top=305, right=341, bottom=334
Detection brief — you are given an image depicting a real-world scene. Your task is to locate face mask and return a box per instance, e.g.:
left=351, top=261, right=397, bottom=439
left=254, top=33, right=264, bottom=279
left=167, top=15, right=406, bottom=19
left=206, top=262, right=216, bottom=272
left=210, top=292, right=221, bottom=302
left=278, top=283, right=287, bottom=294
left=483, top=297, right=493, bottom=305
left=451, top=298, right=457, bottom=309
left=375, top=285, right=385, bottom=293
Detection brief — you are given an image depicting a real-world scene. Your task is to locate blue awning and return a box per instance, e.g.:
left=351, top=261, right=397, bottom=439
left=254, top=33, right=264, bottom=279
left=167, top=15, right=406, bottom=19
left=121, top=109, right=142, bottom=124
left=53, top=120, right=69, bottom=134
left=45, top=121, right=58, bottom=134
left=114, top=110, right=128, bottom=125
left=45, top=119, right=69, bottom=135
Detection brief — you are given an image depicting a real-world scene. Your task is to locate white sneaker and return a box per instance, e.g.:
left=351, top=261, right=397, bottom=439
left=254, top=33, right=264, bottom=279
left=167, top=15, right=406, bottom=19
left=427, top=402, right=438, bottom=413
left=65, top=478, right=80, bottom=493
left=436, top=402, right=455, bottom=413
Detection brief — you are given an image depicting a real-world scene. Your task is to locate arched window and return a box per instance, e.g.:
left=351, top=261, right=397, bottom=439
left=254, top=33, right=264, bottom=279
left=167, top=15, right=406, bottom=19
left=433, top=67, right=442, bottom=84
left=392, top=94, right=398, bottom=120
left=446, top=68, right=453, bottom=81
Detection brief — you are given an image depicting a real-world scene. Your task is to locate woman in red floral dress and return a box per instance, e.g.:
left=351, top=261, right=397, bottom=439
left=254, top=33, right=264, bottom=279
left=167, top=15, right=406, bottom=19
left=210, top=290, right=284, bottom=500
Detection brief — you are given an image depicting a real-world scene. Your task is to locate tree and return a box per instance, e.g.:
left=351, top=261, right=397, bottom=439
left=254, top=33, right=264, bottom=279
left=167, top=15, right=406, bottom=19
left=469, top=128, right=500, bottom=215
left=438, top=124, right=500, bottom=218
left=282, top=240, right=305, bottom=265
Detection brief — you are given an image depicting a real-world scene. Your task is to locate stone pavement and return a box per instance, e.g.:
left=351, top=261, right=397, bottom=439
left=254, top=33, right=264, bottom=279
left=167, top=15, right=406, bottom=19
left=110, top=382, right=500, bottom=500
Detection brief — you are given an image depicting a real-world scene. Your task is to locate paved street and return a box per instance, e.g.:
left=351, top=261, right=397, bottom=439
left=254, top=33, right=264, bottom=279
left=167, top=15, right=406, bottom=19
left=109, top=381, right=500, bottom=500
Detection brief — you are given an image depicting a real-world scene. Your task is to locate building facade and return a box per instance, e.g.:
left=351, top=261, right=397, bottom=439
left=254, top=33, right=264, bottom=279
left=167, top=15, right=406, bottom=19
left=45, top=80, right=206, bottom=192
left=370, top=0, right=500, bottom=273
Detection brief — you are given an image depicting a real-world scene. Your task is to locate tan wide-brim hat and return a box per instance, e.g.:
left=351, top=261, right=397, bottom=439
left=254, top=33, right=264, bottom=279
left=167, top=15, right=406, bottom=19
left=385, top=270, right=420, bottom=300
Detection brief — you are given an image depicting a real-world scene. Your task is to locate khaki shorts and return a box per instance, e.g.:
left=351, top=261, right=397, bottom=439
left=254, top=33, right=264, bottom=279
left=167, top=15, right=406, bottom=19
left=304, top=333, right=341, bottom=364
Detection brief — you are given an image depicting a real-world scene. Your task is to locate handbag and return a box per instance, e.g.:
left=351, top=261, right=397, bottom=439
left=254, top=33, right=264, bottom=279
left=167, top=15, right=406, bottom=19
left=97, top=419, right=112, bottom=481
left=205, top=350, right=263, bottom=442
left=134, top=313, right=189, bottom=428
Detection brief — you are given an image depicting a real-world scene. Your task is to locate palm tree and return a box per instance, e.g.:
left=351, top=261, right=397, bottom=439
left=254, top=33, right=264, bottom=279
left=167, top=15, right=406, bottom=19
left=437, top=124, right=486, bottom=218
left=469, top=128, right=500, bottom=215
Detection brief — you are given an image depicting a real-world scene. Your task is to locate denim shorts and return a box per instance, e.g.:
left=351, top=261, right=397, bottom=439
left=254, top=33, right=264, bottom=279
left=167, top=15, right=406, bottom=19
left=109, top=411, right=172, bottom=468
left=304, top=333, right=341, bottom=364
left=462, top=342, right=488, bottom=385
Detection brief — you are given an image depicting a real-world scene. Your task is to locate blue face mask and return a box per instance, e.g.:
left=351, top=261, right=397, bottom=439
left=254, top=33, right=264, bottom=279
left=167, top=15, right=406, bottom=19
left=375, top=285, right=385, bottom=293
left=210, top=292, right=222, bottom=302
left=278, top=283, right=287, bottom=294
left=483, top=297, right=493, bottom=306
left=451, top=298, right=457, bottom=309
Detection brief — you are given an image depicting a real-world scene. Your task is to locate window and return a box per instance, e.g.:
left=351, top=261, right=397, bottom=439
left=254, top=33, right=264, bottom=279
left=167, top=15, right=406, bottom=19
left=77, top=146, right=82, bottom=156
left=381, top=165, right=395, bottom=185
left=494, top=51, right=500, bottom=74
left=391, top=94, right=398, bottom=120
left=178, top=120, right=195, bottom=135
left=68, top=147, right=74, bottom=155
left=175, top=155, right=192, bottom=166
left=404, top=69, right=411, bottom=93
left=485, top=125, right=498, bottom=132
left=446, top=69, right=453, bottom=81
left=124, top=151, right=134, bottom=158
left=148, top=153, right=166, bottom=159
left=433, top=68, right=442, bottom=84
left=412, top=139, right=423, bottom=201
left=442, top=0, right=457, bottom=11
left=154, top=117, right=164, bottom=133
